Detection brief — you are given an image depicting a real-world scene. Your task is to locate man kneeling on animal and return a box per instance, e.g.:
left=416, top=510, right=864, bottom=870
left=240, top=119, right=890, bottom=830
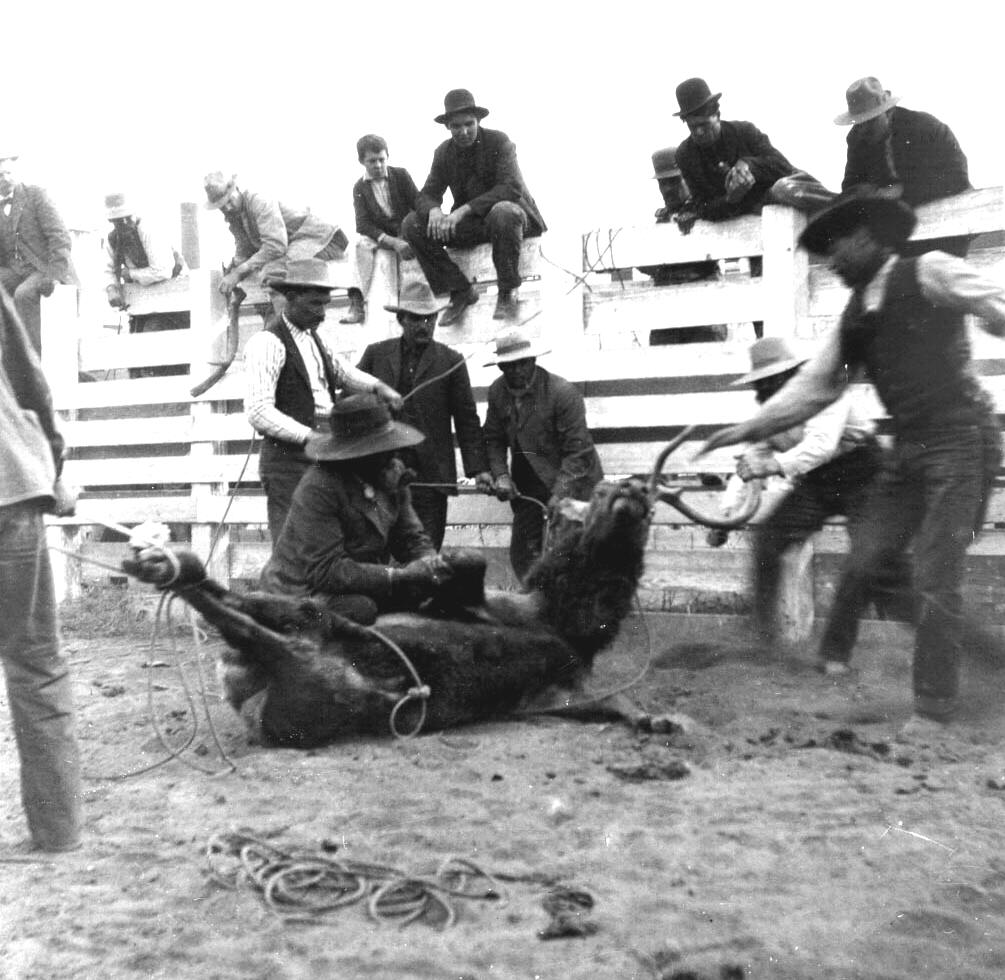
left=259, top=393, right=453, bottom=624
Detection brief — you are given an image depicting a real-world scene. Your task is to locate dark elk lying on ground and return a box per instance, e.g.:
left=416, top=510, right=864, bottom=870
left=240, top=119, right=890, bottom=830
left=123, top=479, right=662, bottom=747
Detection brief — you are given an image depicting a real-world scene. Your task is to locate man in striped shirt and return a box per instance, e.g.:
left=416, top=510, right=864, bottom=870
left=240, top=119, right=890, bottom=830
left=243, top=259, right=402, bottom=543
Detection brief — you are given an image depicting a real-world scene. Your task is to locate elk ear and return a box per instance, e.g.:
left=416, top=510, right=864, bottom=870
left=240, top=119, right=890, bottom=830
left=553, top=497, right=590, bottom=523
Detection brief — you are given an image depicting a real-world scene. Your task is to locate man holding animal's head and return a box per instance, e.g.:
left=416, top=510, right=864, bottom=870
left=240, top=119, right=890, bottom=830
left=260, top=393, right=454, bottom=624
left=483, top=328, right=604, bottom=583
left=702, top=193, right=1005, bottom=738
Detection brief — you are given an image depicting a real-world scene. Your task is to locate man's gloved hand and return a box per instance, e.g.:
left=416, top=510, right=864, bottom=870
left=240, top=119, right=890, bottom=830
left=672, top=209, right=698, bottom=236
left=106, top=284, right=127, bottom=310
left=38, top=277, right=56, bottom=298
left=493, top=473, right=518, bottom=501
left=392, top=554, right=453, bottom=600
left=474, top=471, right=495, bottom=494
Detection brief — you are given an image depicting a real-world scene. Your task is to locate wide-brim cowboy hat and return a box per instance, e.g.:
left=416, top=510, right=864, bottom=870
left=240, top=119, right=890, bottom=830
left=305, top=394, right=426, bottom=462
left=674, top=77, right=722, bottom=118
left=104, top=192, right=132, bottom=221
left=434, top=88, right=490, bottom=124
left=384, top=278, right=450, bottom=316
left=732, top=337, right=807, bottom=386
left=484, top=328, right=551, bottom=366
left=204, top=171, right=237, bottom=209
left=834, top=76, right=901, bottom=126
left=264, top=258, right=345, bottom=292
left=799, top=194, right=917, bottom=255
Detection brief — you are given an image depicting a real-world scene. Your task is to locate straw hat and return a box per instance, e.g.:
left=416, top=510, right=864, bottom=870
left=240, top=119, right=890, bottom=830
left=203, top=171, right=237, bottom=209
left=483, top=328, right=551, bottom=366
left=104, top=192, right=132, bottom=221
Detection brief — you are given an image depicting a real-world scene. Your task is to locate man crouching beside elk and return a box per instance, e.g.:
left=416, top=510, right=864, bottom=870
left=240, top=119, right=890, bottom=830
left=259, top=393, right=453, bottom=623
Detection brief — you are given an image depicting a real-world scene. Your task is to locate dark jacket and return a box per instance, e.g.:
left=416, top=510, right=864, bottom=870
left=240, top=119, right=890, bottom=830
left=352, top=166, right=419, bottom=241
left=483, top=366, right=603, bottom=500
left=415, top=127, right=546, bottom=235
left=677, top=120, right=796, bottom=220
left=357, top=338, right=488, bottom=492
left=260, top=462, right=434, bottom=600
left=842, top=106, right=971, bottom=208
left=3, top=183, right=76, bottom=283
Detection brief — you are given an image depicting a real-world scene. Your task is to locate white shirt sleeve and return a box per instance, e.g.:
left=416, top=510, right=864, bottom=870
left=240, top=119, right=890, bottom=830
left=244, top=332, right=313, bottom=444
left=917, top=251, right=1005, bottom=334
left=773, top=395, right=853, bottom=479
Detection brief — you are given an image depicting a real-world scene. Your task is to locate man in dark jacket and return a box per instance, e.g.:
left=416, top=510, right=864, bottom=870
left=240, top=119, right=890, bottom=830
left=357, top=279, right=492, bottom=548
left=483, top=329, right=604, bottom=582
left=836, top=76, right=972, bottom=255
left=260, top=394, right=449, bottom=624
left=402, top=88, right=546, bottom=325
left=342, top=134, right=420, bottom=325
left=0, top=154, right=76, bottom=354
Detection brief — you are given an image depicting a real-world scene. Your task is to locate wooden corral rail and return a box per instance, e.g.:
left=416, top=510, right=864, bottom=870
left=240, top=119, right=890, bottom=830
left=42, top=190, right=1005, bottom=639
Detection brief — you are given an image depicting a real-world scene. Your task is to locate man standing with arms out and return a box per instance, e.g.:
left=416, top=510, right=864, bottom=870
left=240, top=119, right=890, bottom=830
left=403, top=89, right=546, bottom=325
left=0, top=153, right=76, bottom=354
left=483, top=328, right=603, bottom=583
left=0, top=284, right=82, bottom=853
left=837, top=76, right=972, bottom=255
left=342, top=134, right=420, bottom=325
left=701, top=195, right=1005, bottom=738
left=357, top=279, right=492, bottom=548
left=203, top=172, right=350, bottom=301
left=243, top=259, right=401, bottom=544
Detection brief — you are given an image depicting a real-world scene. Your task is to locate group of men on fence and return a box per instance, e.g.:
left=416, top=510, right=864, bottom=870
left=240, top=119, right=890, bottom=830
left=3, top=73, right=1005, bottom=855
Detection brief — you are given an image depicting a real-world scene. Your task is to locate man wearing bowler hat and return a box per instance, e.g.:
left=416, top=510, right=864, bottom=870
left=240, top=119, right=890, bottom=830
left=483, top=328, right=603, bottom=583
left=260, top=393, right=451, bottom=624
left=402, top=88, right=546, bottom=326
left=837, top=76, right=972, bottom=255
left=357, top=279, right=492, bottom=548
left=671, top=77, right=832, bottom=233
left=701, top=193, right=1005, bottom=737
left=243, top=258, right=402, bottom=544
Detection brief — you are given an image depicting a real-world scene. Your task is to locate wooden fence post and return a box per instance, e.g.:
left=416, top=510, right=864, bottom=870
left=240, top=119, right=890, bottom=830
left=760, top=205, right=809, bottom=339
left=40, top=285, right=80, bottom=404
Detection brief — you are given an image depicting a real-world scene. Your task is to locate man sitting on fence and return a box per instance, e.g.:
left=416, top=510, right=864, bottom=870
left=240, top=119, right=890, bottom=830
left=343, top=134, right=420, bottom=326
left=260, top=393, right=451, bottom=624
left=103, top=192, right=188, bottom=377
left=402, top=88, right=547, bottom=325
left=701, top=194, right=1005, bottom=738
left=243, top=259, right=401, bottom=544
left=836, top=76, right=973, bottom=256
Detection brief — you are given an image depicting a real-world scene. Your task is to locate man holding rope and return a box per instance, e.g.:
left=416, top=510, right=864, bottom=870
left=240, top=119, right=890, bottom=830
left=0, top=284, right=82, bottom=853
left=357, top=279, right=492, bottom=548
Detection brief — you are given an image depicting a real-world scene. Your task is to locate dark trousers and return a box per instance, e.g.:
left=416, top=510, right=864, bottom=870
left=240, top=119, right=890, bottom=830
left=819, top=423, right=1000, bottom=708
left=409, top=487, right=449, bottom=551
left=753, top=443, right=882, bottom=640
left=509, top=457, right=551, bottom=584
left=0, top=268, right=46, bottom=354
left=402, top=202, right=529, bottom=295
left=0, top=501, right=82, bottom=849
left=259, top=439, right=312, bottom=545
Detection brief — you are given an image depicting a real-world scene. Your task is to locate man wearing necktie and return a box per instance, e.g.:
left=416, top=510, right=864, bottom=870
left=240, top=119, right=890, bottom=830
left=242, top=259, right=402, bottom=544
left=701, top=195, right=1005, bottom=739
left=0, top=153, right=77, bottom=354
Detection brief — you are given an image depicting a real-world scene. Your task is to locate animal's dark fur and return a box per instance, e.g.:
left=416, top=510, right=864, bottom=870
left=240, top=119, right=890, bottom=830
left=123, top=478, right=652, bottom=747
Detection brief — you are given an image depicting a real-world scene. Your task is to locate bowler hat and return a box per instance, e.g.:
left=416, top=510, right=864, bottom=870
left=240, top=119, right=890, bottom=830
left=265, top=259, right=345, bottom=293
left=484, top=327, right=551, bottom=366
left=798, top=193, right=917, bottom=255
left=384, top=278, right=450, bottom=316
left=104, top=192, right=132, bottom=221
left=834, top=77, right=901, bottom=126
left=434, top=88, right=490, bottom=125
left=203, top=171, right=237, bottom=209
left=732, top=337, right=807, bottom=386
left=651, top=146, right=681, bottom=179
left=674, top=77, right=722, bottom=118
left=305, top=394, right=425, bottom=462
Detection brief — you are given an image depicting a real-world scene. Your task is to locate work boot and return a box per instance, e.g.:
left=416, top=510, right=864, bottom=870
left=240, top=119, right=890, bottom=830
left=339, top=289, right=366, bottom=325
left=493, top=289, right=520, bottom=321
left=439, top=285, right=479, bottom=327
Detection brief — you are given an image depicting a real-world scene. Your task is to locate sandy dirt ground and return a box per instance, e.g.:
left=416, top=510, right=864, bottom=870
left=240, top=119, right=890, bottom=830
left=4, top=611, right=1005, bottom=980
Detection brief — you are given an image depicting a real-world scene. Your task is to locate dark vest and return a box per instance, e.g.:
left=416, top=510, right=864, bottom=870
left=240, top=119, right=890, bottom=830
left=841, top=257, right=991, bottom=435
left=0, top=207, right=16, bottom=265
left=264, top=318, right=339, bottom=437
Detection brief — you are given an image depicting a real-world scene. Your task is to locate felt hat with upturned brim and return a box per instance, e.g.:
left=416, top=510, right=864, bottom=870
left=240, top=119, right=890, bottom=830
left=674, top=77, right=722, bottom=118
left=484, top=328, right=551, bottom=366
left=732, top=337, right=808, bottom=386
left=264, top=258, right=345, bottom=293
left=384, top=278, right=450, bottom=316
left=834, top=76, right=901, bottom=126
left=798, top=194, right=917, bottom=255
left=104, top=192, right=132, bottom=221
left=203, top=171, right=237, bottom=209
left=305, top=394, right=425, bottom=462
left=651, top=146, right=681, bottom=179
left=434, top=88, right=490, bottom=124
